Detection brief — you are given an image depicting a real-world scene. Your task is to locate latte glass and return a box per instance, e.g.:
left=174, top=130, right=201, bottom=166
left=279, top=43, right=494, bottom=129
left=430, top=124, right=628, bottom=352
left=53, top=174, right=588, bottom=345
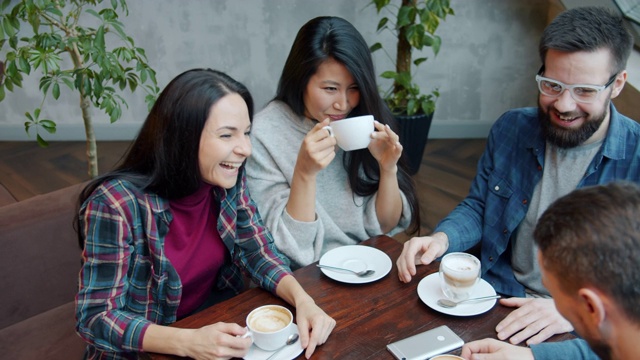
left=439, top=252, right=481, bottom=301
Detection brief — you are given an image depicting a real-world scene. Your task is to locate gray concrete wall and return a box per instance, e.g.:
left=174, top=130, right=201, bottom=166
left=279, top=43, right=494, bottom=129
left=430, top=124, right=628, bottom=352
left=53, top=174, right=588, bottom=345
left=0, top=0, right=549, bottom=141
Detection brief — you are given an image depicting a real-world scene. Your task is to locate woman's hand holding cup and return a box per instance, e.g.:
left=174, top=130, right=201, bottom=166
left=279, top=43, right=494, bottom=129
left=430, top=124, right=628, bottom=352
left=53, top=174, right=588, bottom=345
left=368, top=120, right=403, bottom=172
left=296, top=118, right=337, bottom=177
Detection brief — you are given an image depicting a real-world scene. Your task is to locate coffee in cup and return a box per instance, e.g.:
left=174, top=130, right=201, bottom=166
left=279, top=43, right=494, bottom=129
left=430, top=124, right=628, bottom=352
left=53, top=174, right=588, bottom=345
left=323, top=115, right=374, bottom=151
left=439, top=252, right=481, bottom=301
left=245, top=304, right=293, bottom=350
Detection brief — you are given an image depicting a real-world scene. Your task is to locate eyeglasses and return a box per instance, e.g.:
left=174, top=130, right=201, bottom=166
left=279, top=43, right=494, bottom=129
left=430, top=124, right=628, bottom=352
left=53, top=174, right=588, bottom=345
left=535, top=66, right=617, bottom=104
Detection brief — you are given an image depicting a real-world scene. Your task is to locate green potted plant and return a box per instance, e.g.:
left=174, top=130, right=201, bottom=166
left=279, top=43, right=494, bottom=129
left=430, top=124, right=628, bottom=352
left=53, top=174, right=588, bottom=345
left=0, top=0, right=159, bottom=178
left=369, top=0, right=453, bottom=174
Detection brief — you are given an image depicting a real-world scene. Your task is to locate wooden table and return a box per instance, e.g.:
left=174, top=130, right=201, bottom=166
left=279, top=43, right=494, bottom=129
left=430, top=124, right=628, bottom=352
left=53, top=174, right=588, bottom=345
left=146, top=235, right=574, bottom=359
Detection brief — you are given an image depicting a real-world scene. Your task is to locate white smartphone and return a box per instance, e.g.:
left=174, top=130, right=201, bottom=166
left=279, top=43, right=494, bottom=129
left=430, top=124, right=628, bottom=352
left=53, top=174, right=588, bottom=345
left=386, top=325, right=464, bottom=360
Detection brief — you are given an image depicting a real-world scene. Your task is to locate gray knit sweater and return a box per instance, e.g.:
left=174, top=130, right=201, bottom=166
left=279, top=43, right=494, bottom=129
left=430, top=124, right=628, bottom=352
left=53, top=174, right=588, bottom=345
left=246, top=101, right=411, bottom=268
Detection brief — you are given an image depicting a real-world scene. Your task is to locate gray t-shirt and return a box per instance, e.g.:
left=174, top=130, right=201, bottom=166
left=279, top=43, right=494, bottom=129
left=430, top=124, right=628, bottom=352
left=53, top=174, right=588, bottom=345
left=512, top=140, right=602, bottom=296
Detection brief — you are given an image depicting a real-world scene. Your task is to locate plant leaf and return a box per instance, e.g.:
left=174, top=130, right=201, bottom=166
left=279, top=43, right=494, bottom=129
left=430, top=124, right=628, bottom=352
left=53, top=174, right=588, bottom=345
left=431, top=35, right=442, bottom=55
left=376, top=17, right=388, bottom=32
left=36, top=133, right=48, bottom=147
left=40, top=76, right=51, bottom=94
left=413, top=57, right=427, bottom=67
left=372, top=0, right=390, bottom=13
left=1, top=0, right=11, bottom=11
left=135, top=46, right=149, bottom=61
left=18, top=56, right=31, bottom=74
left=109, top=21, right=128, bottom=41
left=61, top=76, right=74, bottom=89
left=27, top=9, right=41, bottom=34
left=46, top=5, right=63, bottom=18
left=380, top=70, right=397, bottom=79
left=397, top=5, right=412, bottom=28
left=39, top=119, right=57, bottom=134
left=370, top=42, right=382, bottom=53
left=2, top=17, right=17, bottom=37
left=52, top=82, right=60, bottom=99
left=146, top=67, right=157, bottom=84
left=145, top=93, right=156, bottom=111
left=85, top=9, right=101, bottom=19
left=94, top=25, right=106, bottom=51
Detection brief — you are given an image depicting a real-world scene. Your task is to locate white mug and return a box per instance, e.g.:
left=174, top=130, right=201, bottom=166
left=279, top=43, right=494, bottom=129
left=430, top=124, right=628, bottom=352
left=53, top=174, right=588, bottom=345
left=323, top=115, right=374, bottom=151
left=243, top=304, right=294, bottom=351
left=430, top=355, right=465, bottom=360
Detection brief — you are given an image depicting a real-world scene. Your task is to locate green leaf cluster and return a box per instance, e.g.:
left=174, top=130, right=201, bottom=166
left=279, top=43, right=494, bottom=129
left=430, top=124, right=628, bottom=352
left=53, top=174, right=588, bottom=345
left=0, top=0, right=159, bottom=146
left=369, top=0, right=453, bottom=116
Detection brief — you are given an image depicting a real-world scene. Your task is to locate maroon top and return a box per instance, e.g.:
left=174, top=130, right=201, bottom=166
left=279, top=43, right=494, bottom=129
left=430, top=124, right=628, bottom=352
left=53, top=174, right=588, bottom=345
left=165, top=183, right=226, bottom=318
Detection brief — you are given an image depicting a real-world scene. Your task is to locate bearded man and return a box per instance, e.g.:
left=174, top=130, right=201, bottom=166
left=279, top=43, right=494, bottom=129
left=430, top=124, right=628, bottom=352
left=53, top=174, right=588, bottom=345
left=396, top=6, right=639, bottom=346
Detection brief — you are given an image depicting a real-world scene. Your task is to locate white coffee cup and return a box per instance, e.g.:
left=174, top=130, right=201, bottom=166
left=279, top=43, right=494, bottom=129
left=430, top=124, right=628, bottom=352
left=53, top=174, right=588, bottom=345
left=430, top=355, right=465, bottom=360
left=439, top=252, right=481, bottom=301
left=322, top=115, right=374, bottom=151
left=244, top=304, right=294, bottom=351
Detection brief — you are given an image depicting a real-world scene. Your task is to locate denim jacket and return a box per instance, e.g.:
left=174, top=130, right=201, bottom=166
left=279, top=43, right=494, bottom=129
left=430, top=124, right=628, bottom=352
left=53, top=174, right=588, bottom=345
left=531, top=338, right=599, bottom=359
left=435, top=105, right=640, bottom=296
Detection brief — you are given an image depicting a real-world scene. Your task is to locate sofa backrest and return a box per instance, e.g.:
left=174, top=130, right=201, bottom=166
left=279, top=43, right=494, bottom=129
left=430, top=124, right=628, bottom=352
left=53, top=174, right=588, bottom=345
left=0, top=183, right=17, bottom=207
left=0, top=182, right=86, bottom=329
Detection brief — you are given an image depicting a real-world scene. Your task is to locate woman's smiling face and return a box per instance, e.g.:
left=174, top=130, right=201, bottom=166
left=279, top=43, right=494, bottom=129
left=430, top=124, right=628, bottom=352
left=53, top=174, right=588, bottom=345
left=303, top=57, right=360, bottom=122
left=198, top=93, right=252, bottom=189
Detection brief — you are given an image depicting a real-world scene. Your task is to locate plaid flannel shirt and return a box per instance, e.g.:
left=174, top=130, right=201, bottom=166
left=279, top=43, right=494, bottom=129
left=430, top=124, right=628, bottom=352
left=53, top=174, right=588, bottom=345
left=75, top=169, right=291, bottom=359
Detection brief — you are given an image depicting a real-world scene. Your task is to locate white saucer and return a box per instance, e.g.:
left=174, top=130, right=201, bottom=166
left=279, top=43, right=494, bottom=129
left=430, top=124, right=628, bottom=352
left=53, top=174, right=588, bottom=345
left=318, top=245, right=391, bottom=284
left=244, top=325, right=303, bottom=360
left=417, top=273, right=498, bottom=316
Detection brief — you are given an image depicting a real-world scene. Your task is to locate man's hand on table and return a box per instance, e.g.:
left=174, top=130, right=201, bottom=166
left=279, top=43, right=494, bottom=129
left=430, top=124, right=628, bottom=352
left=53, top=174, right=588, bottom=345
left=461, top=338, right=534, bottom=360
left=396, top=232, right=449, bottom=283
left=496, top=297, right=573, bottom=345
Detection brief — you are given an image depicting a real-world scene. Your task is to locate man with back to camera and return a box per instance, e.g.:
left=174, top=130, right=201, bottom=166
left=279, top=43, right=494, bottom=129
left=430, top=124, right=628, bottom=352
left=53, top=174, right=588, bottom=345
left=461, top=181, right=640, bottom=359
left=396, top=6, right=640, bottom=345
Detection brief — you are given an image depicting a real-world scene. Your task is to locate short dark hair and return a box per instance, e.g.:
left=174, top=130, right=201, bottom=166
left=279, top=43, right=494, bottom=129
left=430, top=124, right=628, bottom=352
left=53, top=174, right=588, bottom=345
left=274, top=16, right=420, bottom=234
left=534, top=181, right=640, bottom=323
left=539, top=6, right=634, bottom=75
left=79, top=68, right=253, bottom=200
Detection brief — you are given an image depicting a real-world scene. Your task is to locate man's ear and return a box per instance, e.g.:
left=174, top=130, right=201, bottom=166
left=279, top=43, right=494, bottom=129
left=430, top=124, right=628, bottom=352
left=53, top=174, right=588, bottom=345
left=577, top=288, right=606, bottom=325
left=610, top=70, right=627, bottom=99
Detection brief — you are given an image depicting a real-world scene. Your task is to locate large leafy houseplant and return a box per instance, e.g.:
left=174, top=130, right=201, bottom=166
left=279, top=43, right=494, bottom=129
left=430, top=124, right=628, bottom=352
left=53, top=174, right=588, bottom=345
left=369, top=0, right=453, bottom=116
left=0, top=0, right=158, bottom=178
left=369, top=0, right=453, bottom=175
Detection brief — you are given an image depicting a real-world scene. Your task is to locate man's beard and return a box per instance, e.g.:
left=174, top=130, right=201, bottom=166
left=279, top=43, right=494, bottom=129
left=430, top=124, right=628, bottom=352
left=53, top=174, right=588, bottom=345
left=538, top=100, right=609, bottom=149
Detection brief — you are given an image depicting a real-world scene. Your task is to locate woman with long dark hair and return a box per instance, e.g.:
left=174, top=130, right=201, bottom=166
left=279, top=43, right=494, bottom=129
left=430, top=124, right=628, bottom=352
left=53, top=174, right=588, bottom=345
left=75, top=68, right=335, bottom=360
left=246, top=16, right=420, bottom=268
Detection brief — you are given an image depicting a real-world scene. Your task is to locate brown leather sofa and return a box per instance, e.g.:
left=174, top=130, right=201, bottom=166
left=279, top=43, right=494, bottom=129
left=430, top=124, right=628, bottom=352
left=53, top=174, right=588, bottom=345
left=0, top=183, right=17, bottom=207
left=0, top=183, right=87, bottom=359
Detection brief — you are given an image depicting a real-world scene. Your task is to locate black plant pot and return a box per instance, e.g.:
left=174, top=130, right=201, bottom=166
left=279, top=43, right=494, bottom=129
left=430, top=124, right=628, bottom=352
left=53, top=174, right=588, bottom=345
left=396, top=112, right=434, bottom=175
